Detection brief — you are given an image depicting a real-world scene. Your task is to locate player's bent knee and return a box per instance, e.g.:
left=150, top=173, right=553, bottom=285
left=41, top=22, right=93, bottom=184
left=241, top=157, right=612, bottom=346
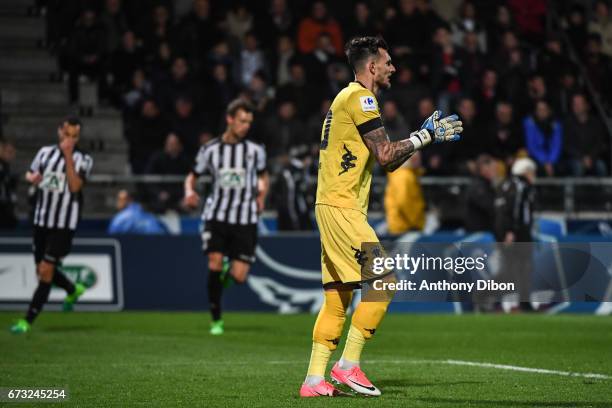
left=208, top=253, right=223, bottom=271
left=231, top=261, right=250, bottom=284
left=38, top=261, right=55, bottom=283
left=312, top=289, right=353, bottom=350
left=352, top=300, right=390, bottom=340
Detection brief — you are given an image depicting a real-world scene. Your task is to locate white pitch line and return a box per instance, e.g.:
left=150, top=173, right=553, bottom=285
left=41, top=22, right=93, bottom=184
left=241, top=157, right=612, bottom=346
left=368, top=359, right=612, bottom=380
left=271, top=358, right=612, bottom=380
left=2, top=358, right=610, bottom=380
left=442, top=359, right=612, bottom=380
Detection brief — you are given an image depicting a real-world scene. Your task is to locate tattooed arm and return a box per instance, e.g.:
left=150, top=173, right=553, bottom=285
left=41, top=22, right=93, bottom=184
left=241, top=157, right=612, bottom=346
left=362, top=127, right=431, bottom=172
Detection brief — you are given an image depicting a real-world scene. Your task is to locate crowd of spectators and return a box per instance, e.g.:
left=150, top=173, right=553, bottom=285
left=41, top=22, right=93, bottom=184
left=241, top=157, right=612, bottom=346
left=41, top=0, right=612, bottom=216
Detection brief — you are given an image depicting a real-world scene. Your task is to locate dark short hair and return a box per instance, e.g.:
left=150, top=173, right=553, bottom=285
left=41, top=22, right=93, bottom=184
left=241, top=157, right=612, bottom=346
left=226, top=98, right=254, bottom=117
left=345, top=36, right=388, bottom=73
left=61, top=115, right=82, bottom=128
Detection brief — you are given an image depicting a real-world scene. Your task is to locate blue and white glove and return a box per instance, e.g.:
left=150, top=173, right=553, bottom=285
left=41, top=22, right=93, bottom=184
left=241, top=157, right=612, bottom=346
left=408, top=110, right=463, bottom=150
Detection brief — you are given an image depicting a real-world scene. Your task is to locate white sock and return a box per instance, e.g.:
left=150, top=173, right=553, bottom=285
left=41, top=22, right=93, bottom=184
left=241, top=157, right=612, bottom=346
left=338, top=357, right=359, bottom=370
left=304, top=375, right=324, bottom=386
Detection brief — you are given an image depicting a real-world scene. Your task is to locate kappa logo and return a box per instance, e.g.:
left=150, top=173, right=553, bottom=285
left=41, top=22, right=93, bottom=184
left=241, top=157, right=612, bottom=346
left=364, top=328, right=376, bottom=335
left=351, top=246, right=368, bottom=266
left=326, top=337, right=340, bottom=346
left=338, top=144, right=357, bottom=175
left=360, top=96, right=377, bottom=112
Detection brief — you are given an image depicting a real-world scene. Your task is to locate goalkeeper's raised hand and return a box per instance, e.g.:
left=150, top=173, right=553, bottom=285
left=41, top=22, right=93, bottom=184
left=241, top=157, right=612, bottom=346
left=408, top=110, right=463, bottom=150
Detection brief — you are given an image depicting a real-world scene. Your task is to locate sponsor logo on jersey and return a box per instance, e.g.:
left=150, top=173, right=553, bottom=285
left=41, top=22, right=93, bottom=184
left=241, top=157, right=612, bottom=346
left=219, top=168, right=246, bottom=188
left=359, top=96, right=377, bottom=112
left=40, top=172, right=66, bottom=192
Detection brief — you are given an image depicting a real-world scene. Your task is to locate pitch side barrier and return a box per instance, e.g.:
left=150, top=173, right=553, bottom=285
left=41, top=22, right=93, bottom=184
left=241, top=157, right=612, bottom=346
left=0, top=233, right=610, bottom=314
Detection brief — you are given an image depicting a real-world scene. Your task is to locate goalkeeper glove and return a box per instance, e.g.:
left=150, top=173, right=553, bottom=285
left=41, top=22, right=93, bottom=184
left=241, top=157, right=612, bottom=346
left=408, top=110, right=463, bottom=150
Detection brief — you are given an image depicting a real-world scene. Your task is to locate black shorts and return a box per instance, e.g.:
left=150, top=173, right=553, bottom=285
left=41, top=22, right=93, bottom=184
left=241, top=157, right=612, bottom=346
left=33, top=227, right=75, bottom=265
left=202, top=220, right=257, bottom=264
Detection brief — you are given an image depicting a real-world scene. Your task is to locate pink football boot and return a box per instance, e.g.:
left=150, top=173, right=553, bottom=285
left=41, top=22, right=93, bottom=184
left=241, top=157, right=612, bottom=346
left=330, top=362, right=381, bottom=396
left=299, top=379, right=343, bottom=397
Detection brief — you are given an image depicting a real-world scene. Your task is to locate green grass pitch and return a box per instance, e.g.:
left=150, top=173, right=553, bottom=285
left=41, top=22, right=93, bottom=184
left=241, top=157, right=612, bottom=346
left=1, top=312, right=611, bottom=407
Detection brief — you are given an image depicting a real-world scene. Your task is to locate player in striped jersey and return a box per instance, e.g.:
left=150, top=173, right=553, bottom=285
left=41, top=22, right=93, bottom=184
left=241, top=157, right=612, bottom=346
left=184, top=99, right=268, bottom=335
left=10, top=116, right=93, bottom=334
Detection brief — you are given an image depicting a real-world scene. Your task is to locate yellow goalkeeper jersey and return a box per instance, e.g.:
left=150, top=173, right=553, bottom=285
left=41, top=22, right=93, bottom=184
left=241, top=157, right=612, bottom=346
left=315, top=81, right=382, bottom=215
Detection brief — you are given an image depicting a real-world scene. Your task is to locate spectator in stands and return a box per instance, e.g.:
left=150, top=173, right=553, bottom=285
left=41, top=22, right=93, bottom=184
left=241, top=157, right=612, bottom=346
left=556, top=67, right=582, bottom=116
left=108, top=190, right=167, bottom=234
left=454, top=97, right=482, bottom=173
left=140, top=4, right=174, bottom=56
left=523, top=99, right=563, bottom=177
left=473, top=68, right=498, bottom=122
left=148, top=41, right=173, bottom=84
left=276, top=59, right=321, bottom=119
left=259, top=0, right=295, bottom=48
left=345, top=1, right=378, bottom=39
left=205, top=63, right=238, bottom=133
left=589, top=0, right=612, bottom=57
left=127, top=99, right=169, bottom=174
left=224, top=3, right=253, bottom=43
left=67, top=9, right=107, bottom=102
left=451, top=1, right=486, bottom=51
left=486, top=5, right=515, bottom=53
left=584, top=33, right=612, bottom=107
left=519, top=74, right=552, bottom=119
left=563, top=94, right=608, bottom=176
left=385, top=0, right=426, bottom=57
left=384, top=152, right=425, bottom=234
left=297, top=1, right=344, bottom=56
left=239, top=31, right=267, bottom=87
left=244, top=71, right=273, bottom=115
left=122, top=69, right=153, bottom=119
left=206, top=39, right=236, bottom=75
left=109, top=31, right=145, bottom=105
left=492, top=30, right=520, bottom=73
left=388, top=65, right=429, bottom=128
left=159, top=57, right=197, bottom=113
left=304, top=32, right=340, bottom=85
left=497, top=46, right=529, bottom=107
left=176, top=0, right=223, bottom=61
left=382, top=100, right=410, bottom=142
left=461, top=31, right=486, bottom=94
left=565, top=4, right=589, bottom=52
left=536, top=34, right=574, bottom=90
left=263, top=100, right=306, bottom=161
left=146, top=133, right=192, bottom=212
left=431, top=25, right=465, bottom=114
left=486, top=101, right=523, bottom=166
left=306, top=99, right=332, bottom=149
left=416, top=0, right=446, bottom=46
left=508, top=0, right=547, bottom=45
left=464, top=154, right=498, bottom=233
left=99, top=0, right=129, bottom=53
left=170, top=96, right=205, bottom=157
left=272, top=35, right=295, bottom=87
left=0, top=140, right=17, bottom=229
left=419, top=96, right=452, bottom=175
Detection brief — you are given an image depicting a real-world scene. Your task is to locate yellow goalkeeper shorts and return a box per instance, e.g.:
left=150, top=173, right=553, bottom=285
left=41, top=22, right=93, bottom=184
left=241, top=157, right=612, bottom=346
left=316, top=204, right=380, bottom=286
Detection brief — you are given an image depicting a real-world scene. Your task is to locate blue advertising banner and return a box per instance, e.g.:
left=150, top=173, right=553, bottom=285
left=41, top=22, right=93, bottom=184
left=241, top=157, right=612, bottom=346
left=1, top=233, right=610, bottom=314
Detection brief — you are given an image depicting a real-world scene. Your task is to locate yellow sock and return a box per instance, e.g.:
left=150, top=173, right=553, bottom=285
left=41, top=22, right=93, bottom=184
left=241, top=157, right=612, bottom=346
left=341, top=325, right=366, bottom=364
left=306, top=341, right=333, bottom=377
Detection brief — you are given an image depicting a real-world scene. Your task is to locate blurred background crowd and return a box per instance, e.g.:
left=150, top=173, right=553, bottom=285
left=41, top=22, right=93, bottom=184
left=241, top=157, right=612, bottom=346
left=2, top=0, right=612, bottom=232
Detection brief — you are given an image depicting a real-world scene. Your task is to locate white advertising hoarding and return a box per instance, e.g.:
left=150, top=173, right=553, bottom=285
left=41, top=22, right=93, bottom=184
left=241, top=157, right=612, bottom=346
left=0, top=238, right=123, bottom=311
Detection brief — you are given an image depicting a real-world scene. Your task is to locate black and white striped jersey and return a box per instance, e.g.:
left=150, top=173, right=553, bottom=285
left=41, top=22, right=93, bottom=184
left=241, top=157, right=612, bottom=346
left=30, top=145, right=93, bottom=231
left=192, top=138, right=266, bottom=225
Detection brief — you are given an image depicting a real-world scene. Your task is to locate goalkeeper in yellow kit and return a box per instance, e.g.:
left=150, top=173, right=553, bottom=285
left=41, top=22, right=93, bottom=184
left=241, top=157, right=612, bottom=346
left=299, top=36, right=464, bottom=397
